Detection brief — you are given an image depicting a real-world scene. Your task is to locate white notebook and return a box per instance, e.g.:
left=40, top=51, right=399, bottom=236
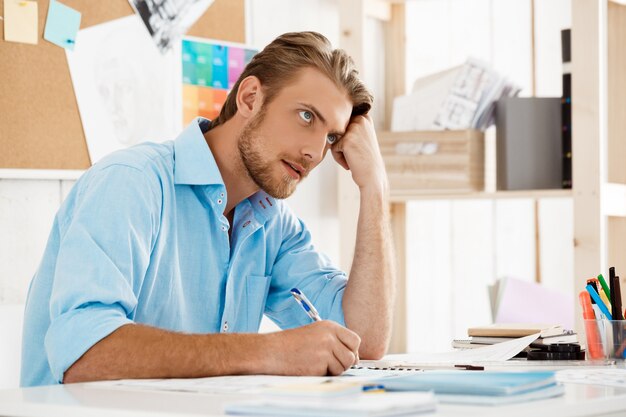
left=224, top=391, right=437, bottom=417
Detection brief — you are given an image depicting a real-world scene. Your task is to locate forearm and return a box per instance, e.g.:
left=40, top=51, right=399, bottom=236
left=343, top=185, right=395, bottom=359
left=63, top=323, right=270, bottom=383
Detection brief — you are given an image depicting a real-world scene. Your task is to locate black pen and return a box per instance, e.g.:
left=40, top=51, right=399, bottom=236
left=610, top=267, right=618, bottom=319
left=614, top=275, right=624, bottom=321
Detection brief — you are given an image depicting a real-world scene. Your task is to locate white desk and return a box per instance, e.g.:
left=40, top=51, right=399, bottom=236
left=1, top=378, right=626, bottom=417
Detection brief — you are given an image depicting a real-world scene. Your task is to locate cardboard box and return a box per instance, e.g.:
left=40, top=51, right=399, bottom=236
left=378, top=130, right=484, bottom=196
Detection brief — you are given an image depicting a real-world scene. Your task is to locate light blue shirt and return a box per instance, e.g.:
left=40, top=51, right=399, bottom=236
left=21, top=118, right=347, bottom=387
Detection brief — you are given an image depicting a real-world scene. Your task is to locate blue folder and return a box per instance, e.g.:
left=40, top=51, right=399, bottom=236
left=379, top=370, right=557, bottom=396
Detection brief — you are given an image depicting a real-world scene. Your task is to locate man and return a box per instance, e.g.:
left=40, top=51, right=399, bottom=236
left=21, top=32, right=394, bottom=387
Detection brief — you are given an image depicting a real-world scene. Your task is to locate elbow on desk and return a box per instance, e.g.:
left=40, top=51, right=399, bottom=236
left=62, top=364, right=91, bottom=384
left=359, top=340, right=388, bottom=360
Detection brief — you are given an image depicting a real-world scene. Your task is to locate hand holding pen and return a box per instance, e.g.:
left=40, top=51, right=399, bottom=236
left=282, top=287, right=361, bottom=374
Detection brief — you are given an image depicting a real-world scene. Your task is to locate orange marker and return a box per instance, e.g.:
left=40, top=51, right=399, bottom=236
left=579, top=291, right=603, bottom=359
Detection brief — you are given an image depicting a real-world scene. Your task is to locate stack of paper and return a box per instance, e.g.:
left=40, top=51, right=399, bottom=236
left=453, top=332, right=578, bottom=350
left=468, top=323, right=566, bottom=338
left=379, top=371, right=564, bottom=405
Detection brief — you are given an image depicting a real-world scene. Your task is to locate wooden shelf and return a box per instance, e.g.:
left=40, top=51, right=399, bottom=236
left=390, top=189, right=573, bottom=202
left=0, top=169, right=84, bottom=180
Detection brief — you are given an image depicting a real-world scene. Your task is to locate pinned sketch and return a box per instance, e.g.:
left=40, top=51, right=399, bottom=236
left=43, top=0, right=81, bottom=51
left=128, top=0, right=215, bottom=52
left=182, top=37, right=257, bottom=124
left=3, top=0, right=38, bottom=45
left=66, top=15, right=182, bottom=164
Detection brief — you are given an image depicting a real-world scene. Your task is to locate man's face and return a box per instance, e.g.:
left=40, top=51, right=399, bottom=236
left=238, top=67, right=353, bottom=199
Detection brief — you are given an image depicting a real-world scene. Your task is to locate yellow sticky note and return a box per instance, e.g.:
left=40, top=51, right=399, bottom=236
left=4, top=0, right=38, bottom=45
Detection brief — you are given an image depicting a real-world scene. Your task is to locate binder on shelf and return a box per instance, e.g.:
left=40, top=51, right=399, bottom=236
left=561, top=28, right=572, bottom=189
left=495, top=97, right=562, bottom=190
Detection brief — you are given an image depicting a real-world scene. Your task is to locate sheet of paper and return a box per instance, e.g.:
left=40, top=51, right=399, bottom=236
left=4, top=0, right=38, bottom=45
left=66, top=15, right=182, bottom=164
left=43, top=0, right=81, bottom=51
left=90, top=372, right=406, bottom=395
left=377, top=333, right=540, bottom=366
left=495, top=277, right=575, bottom=330
left=128, top=0, right=214, bottom=52
left=556, top=369, right=626, bottom=388
left=90, top=375, right=334, bottom=395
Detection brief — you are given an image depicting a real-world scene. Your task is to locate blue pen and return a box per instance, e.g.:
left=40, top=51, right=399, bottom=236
left=586, top=284, right=613, bottom=320
left=290, top=288, right=322, bottom=322
left=362, top=384, right=385, bottom=393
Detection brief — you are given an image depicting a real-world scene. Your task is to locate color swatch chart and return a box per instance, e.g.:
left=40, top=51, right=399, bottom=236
left=182, top=39, right=257, bottom=123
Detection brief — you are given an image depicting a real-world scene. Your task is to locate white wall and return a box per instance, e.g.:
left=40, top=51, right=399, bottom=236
left=406, top=0, right=570, bottom=97
left=405, top=198, right=574, bottom=353
left=402, top=0, right=574, bottom=352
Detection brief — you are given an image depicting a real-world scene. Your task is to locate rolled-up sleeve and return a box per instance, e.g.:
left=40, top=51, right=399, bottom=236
left=265, top=206, right=347, bottom=329
left=44, top=164, right=159, bottom=383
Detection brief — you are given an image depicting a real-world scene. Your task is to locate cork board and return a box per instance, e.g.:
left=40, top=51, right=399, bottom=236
left=0, top=0, right=245, bottom=169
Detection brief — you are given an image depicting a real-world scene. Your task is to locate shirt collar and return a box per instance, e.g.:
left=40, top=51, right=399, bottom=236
left=174, top=117, right=224, bottom=185
left=248, top=190, right=279, bottom=222
left=174, top=118, right=280, bottom=222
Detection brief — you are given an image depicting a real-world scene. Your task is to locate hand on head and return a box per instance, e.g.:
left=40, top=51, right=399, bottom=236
left=330, top=115, right=387, bottom=193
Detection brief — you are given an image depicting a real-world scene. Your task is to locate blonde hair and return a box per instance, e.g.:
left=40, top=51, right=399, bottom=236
left=211, top=31, right=373, bottom=127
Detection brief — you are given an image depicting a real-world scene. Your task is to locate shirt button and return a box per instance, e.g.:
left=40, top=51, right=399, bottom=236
left=222, top=321, right=229, bottom=332
left=221, top=225, right=227, bottom=232
left=217, top=199, right=223, bottom=204
left=220, top=192, right=225, bottom=197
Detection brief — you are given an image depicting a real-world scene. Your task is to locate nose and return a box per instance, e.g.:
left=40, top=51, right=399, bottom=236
left=300, top=132, right=327, bottom=165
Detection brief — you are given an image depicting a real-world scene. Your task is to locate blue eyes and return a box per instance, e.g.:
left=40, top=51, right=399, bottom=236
left=299, top=110, right=313, bottom=122
left=299, top=110, right=339, bottom=145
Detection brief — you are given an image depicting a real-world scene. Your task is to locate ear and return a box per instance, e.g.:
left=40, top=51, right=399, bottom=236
left=236, top=76, right=264, bottom=119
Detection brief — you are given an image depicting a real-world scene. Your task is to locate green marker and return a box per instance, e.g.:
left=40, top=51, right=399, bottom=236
left=598, top=274, right=611, bottom=298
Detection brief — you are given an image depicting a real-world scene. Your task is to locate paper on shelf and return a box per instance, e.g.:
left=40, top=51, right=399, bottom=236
left=391, top=66, right=460, bottom=132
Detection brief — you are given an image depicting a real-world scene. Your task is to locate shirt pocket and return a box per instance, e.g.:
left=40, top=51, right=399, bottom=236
left=245, top=274, right=271, bottom=332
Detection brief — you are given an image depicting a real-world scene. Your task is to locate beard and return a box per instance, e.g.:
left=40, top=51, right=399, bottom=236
left=237, top=109, right=308, bottom=199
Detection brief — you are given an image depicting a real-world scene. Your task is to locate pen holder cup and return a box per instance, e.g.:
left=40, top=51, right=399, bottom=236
left=584, top=320, right=626, bottom=360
